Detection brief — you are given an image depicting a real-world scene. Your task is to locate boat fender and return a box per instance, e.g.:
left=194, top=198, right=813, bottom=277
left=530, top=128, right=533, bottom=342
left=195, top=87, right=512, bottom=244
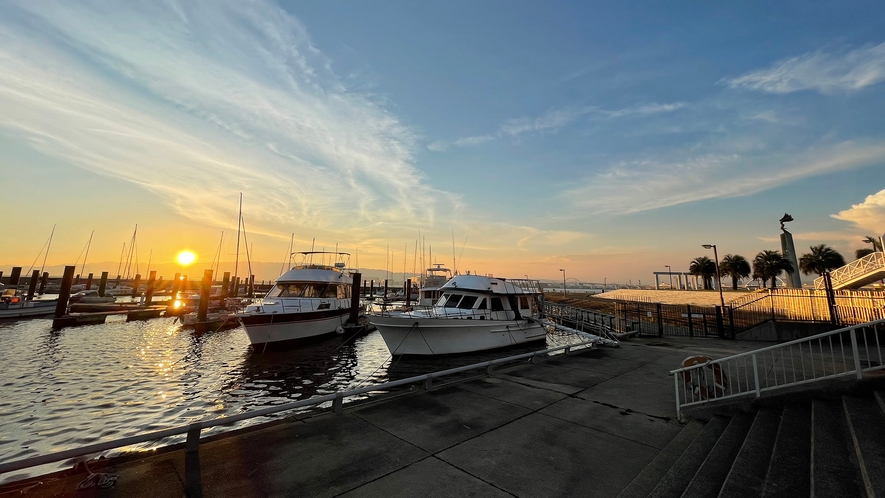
left=680, top=355, right=728, bottom=399
left=335, top=325, right=345, bottom=335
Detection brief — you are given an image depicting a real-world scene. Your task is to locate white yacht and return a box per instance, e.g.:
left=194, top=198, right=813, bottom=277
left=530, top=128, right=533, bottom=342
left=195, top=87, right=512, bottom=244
left=368, top=274, right=547, bottom=355
left=0, top=289, right=57, bottom=319
left=237, top=252, right=355, bottom=347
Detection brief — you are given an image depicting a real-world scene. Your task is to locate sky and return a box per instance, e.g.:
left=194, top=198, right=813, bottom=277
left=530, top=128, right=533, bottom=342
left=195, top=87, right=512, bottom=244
left=2, top=0, right=885, bottom=285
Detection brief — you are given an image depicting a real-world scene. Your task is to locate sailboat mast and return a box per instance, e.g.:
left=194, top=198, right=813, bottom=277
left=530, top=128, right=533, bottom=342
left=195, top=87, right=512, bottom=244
left=80, top=230, right=94, bottom=276
left=39, top=224, right=56, bottom=276
left=234, top=193, right=242, bottom=281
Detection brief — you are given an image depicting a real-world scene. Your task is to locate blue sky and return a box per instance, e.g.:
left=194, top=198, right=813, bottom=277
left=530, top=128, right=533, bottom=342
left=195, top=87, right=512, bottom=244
left=2, top=1, right=884, bottom=284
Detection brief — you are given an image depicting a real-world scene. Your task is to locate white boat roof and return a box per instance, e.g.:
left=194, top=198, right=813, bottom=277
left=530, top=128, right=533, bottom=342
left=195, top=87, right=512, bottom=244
left=275, top=266, right=353, bottom=284
left=440, top=275, right=538, bottom=295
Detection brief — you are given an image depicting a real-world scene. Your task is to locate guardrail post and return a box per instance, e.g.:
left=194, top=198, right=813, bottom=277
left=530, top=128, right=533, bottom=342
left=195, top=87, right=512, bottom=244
left=333, top=392, right=344, bottom=414
left=186, top=423, right=202, bottom=453
left=752, top=354, right=761, bottom=397
left=850, top=327, right=863, bottom=379
left=424, top=374, right=434, bottom=391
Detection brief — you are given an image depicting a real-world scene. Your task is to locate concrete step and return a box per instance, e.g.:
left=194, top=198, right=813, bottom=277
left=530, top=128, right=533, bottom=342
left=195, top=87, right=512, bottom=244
left=681, top=412, right=754, bottom=498
left=811, top=399, right=862, bottom=497
left=717, top=409, right=781, bottom=498
left=617, top=420, right=705, bottom=498
left=761, top=404, right=811, bottom=498
left=648, top=416, right=730, bottom=498
left=843, top=395, right=885, bottom=497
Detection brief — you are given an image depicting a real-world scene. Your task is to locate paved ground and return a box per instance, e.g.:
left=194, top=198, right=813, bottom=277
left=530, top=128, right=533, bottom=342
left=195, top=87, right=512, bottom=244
left=0, top=337, right=769, bottom=498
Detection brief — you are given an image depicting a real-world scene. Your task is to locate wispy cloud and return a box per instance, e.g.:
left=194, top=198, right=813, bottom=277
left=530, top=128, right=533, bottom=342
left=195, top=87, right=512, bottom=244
left=561, top=141, right=885, bottom=215
left=723, top=42, right=885, bottom=94
left=831, top=189, right=885, bottom=234
left=429, top=102, right=684, bottom=151
left=0, top=0, right=457, bottom=240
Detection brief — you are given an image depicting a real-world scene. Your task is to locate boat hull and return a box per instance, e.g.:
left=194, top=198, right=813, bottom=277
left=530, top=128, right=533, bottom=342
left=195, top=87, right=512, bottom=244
left=238, top=308, right=351, bottom=346
left=0, top=302, right=57, bottom=319
left=369, top=315, right=547, bottom=355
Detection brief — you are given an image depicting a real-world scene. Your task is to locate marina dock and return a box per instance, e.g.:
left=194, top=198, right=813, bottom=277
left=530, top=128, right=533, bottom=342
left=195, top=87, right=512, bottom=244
left=0, top=336, right=765, bottom=497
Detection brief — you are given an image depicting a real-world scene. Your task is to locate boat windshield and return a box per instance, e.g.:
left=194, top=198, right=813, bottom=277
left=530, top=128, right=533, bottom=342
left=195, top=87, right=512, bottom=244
left=267, top=283, right=351, bottom=299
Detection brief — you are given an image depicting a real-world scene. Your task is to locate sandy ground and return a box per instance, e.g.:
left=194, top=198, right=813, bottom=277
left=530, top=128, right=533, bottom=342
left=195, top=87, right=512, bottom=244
left=587, top=289, right=752, bottom=306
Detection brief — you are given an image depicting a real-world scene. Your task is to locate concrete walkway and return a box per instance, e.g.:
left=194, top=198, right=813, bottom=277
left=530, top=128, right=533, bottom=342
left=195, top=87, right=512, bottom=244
left=0, top=337, right=769, bottom=498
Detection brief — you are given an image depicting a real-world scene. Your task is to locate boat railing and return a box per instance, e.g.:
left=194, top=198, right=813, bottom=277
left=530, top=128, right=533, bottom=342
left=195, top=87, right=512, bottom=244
left=370, top=304, right=512, bottom=320
left=0, top=339, right=599, bottom=477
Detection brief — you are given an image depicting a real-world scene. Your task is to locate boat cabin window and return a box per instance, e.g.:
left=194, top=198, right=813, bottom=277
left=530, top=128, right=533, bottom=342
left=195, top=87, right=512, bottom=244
left=519, top=296, right=529, bottom=309
left=443, top=293, right=463, bottom=307
left=268, top=283, right=349, bottom=299
left=476, top=298, right=487, bottom=310
left=267, top=283, right=306, bottom=297
left=491, top=297, right=504, bottom=311
left=458, top=295, right=478, bottom=309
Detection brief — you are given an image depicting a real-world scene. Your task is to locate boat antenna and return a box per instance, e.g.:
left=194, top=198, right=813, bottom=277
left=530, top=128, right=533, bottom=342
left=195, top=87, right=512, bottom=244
left=457, top=231, right=470, bottom=274
left=146, top=249, right=152, bottom=275
left=234, top=193, right=242, bottom=282
left=280, top=232, right=294, bottom=276
left=451, top=230, right=456, bottom=275
left=75, top=230, right=94, bottom=277
left=39, top=224, right=56, bottom=277
left=309, top=238, right=315, bottom=264
left=212, top=231, right=224, bottom=277
left=116, top=243, right=126, bottom=277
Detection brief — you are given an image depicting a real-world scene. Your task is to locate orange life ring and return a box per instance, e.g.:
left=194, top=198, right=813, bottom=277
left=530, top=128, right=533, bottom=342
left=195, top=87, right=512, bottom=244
left=681, top=355, right=728, bottom=399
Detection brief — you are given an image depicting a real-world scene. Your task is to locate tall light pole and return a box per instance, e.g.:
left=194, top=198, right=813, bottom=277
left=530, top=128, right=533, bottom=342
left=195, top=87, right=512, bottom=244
left=559, top=268, right=566, bottom=295
left=665, top=265, right=672, bottom=289
left=702, top=244, right=725, bottom=309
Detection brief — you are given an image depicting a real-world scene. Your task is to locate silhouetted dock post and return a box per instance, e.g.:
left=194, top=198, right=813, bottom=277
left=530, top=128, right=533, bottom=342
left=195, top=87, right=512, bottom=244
left=249, top=275, right=255, bottom=297
left=115, top=275, right=121, bottom=288
left=26, top=270, right=39, bottom=300
left=39, top=272, right=48, bottom=294
left=54, top=266, right=76, bottom=318
left=221, top=272, right=230, bottom=301
left=405, top=278, right=412, bottom=306
left=370, top=280, right=374, bottom=298
left=198, top=269, right=212, bottom=322
left=85, top=273, right=94, bottom=291
left=145, top=271, right=157, bottom=305
left=98, top=272, right=109, bottom=297
left=383, top=280, right=388, bottom=299
left=0, top=271, right=4, bottom=283
left=8, top=267, right=21, bottom=287
left=231, top=277, right=240, bottom=298
left=167, top=273, right=182, bottom=314
left=131, top=274, right=141, bottom=298
left=75, top=274, right=81, bottom=285
left=349, top=272, right=362, bottom=325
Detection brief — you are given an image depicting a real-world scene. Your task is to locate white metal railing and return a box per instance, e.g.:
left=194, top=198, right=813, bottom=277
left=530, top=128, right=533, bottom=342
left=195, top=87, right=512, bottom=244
left=670, top=318, right=885, bottom=422
left=0, top=340, right=598, bottom=477
left=815, top=252, right=885, bottom=289
left=543, top=303, right=619, bottom=340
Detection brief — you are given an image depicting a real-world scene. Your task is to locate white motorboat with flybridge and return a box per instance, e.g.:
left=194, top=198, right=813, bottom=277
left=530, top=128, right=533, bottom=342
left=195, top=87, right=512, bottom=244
left=368, top=274, right=548, bottom=355
left=237, top=251, right=356, bottom=347
left=418, top=263, right=452, bottom=306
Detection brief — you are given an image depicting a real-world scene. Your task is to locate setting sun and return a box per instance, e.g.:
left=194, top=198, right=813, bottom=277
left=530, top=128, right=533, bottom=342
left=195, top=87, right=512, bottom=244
left=176, top=251, right=196, bottom=266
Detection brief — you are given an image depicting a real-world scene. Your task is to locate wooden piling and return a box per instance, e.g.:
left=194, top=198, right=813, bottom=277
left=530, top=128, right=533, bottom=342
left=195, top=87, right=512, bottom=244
left=231, top=277, right=240, bottom=298
left=370, top=280, right=374, bottom=298
left=198, top=269, right=212, bottom=322
left=39, top=272, right=49, bottom=294
left=131, top=274, right=141, bottom=298
left=349, top=272, right=362, bottom=325
left=26, top=270, right=39, bottom=300
left=221, top=272, right=230, bottom=301
left=98, top=272, right=109, bottom=297
left=383, top=280, right=388, bottom=300
left=54, top=266, right=76, bottom=318
left=86, top=273, right=94, bottom=291
left=167, top=273, right=182, bottom=314
left=145, top=271, right=156, bottom=306
left=0, top=271, right=4, bottom=283
left=405, top=278, right=411, bottom=306
left=8, top=267, right=22, bottom=287
left=249, top=275, right=255, bottom=298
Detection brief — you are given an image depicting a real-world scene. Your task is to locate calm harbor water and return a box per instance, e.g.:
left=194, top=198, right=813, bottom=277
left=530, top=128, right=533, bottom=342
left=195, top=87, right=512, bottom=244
left=0, top=312, right=585, bottom=483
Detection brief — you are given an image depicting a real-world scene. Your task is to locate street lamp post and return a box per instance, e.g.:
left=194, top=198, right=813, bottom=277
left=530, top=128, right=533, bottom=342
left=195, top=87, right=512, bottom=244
left=665, top=265, right=672, bottom=289
left=702, top=244, right=725, bottom=309
left=559, top=269, right=566, bottom=295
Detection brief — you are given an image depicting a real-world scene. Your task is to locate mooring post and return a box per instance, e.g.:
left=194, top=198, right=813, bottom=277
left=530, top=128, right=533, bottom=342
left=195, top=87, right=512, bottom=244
left=221, top=272, right=230, bottom=302
left=248, top=275, right=255, bottom=298
left=231, top=277, right=239, bottom=298
left=198, top=270, right=212, bottom=322
left=8, top=267, right=21, bottom=287
left=0, top=271, right=4, bottom=283
left=349, top=272, right=362, bottom=326
left=26, top=270, right=39, bottom=300
left=85, top=273, right=94, bottom=291
left=383, top=280, right=388, bottom=300
left=145, top=271, right=156, bottom=306
left=39, top=272, right=49, bottom=294
left=74, top=274, right=80, bottom=285
left=98, top=272, right=109, bottom=297
left=405, top=278, right=411, bottom=306
left=370, top=280, right=374, bottom=298
left=131, top=274, right=141, bottom=298
left=54, top=266, right=76, bottom=318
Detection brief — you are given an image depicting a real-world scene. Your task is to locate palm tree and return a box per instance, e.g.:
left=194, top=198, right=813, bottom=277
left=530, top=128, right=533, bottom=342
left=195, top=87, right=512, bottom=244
left=799, top=245, right=846, bottom=277
left=857, top=236, right=883, bottom=260
left=857, top=248, right=875, bottom=259
left=689, top=256, right=716, bottom=290
left=752, top=250, right=794, bottom=289
left=719, top=254, right=751, bottom=290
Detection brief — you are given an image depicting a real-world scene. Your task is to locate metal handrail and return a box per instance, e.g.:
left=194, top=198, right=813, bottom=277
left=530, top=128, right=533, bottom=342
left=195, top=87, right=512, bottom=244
left=0, top=340, right=598, bottom=476
left=671, top=318, right=885, bottom=422
left=815, top=252, right=885, bottom=289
